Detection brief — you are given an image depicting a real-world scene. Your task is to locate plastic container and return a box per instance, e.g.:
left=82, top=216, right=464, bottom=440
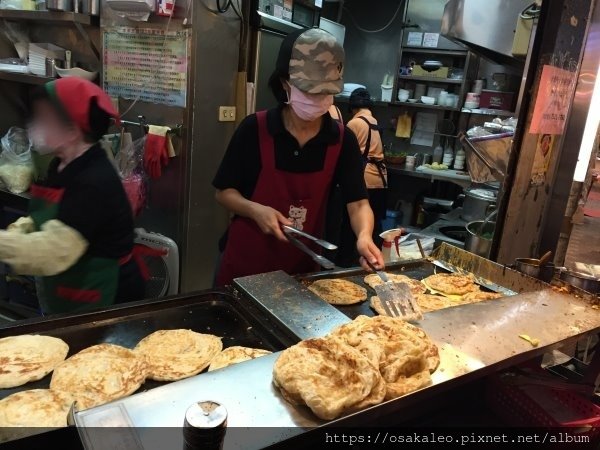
left=381, top=209, right=403, bottom=232
left=381, top=85, right=393, bottom=102
left=443, top=147, right=454, bottom=166
left=454, top=148, right=466, bottom=170
left=433, top=145, right=443, bottom=164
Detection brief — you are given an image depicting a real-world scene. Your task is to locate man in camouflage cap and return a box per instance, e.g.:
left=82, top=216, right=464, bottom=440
left=273, top=28, right=345, bottom=95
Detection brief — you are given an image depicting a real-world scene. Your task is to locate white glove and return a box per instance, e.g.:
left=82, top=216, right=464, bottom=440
left=0, top=219, right=88, bottom=276
left=6, top=216, right=35, bottom=234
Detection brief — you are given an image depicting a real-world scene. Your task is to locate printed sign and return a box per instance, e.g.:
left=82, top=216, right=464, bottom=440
left=407, top=32, right=423, bottom=47
left=422, top=33, right=440, bottom=48
left=529, top=64, right=576, bottom=135
left=531, top=133, right=555, bottom=185
left=103, top=28, right=189, bottom=108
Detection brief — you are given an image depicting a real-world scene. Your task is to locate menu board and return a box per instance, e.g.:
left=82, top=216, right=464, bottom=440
left=103, top=27, right=189, bottom=108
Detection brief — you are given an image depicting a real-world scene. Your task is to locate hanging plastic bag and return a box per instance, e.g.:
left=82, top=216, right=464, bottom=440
left=0, top=127, right=34, bottom=194
left=115, top=134, right=147, bottom=217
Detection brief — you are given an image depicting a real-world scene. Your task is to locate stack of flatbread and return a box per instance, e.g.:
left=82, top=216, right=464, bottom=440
left=273, top=315, right=438, bottom=420
left=273, top=336, right=385, bottom=420
left=134, top=329, right=222, bottom=381
left=331, top=315, right=439, bottom=400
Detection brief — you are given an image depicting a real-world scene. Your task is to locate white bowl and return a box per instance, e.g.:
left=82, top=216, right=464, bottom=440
left=398, top=94, right=409, bottom=102
left=408, top=98, right=418, bottom=103
left=421, top=96, right=436, bottom=105
left=55, top=67, right=98, bottom=81
left=464, top=101, right=479, bottom=109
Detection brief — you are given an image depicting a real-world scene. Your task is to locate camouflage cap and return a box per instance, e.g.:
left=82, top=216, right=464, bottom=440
left=287, top=28, right=345, bottom=95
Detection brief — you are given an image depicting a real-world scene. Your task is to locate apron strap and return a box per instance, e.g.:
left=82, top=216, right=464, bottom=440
left=357, top=117, right=387, bottom=188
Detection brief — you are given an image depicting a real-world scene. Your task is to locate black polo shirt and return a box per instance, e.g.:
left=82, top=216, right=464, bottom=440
left=44, top=144, right=134, bottom=259
left=212, top=107, right=368, bottom=204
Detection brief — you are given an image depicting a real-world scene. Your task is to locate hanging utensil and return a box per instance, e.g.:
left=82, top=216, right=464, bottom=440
left=366, top=260, right=423, bottom=321
left=537, top=250, right=553, bottom=267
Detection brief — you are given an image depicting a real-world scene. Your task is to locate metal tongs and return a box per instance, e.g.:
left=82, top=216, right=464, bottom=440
left=283, top=225, right=337, bottom=270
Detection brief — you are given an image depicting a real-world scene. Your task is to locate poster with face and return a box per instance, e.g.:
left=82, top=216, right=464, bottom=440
left=531, top=133, right=555, bottom=185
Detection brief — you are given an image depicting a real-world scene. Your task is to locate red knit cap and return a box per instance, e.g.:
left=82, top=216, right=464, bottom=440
left=45, top=78, right=120, bottom=133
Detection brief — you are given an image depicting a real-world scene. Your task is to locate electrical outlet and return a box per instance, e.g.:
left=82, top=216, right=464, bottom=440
left=219, top=106, right=236, bottom=122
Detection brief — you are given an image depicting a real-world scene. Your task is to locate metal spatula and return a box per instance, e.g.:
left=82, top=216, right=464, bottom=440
left=366, top=261, right=423, bottom=321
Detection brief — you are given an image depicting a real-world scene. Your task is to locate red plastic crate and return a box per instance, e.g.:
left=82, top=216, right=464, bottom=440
left=487, top=371, right=600, bottom=436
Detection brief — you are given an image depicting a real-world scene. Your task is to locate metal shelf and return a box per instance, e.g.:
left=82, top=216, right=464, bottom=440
left=390, top=101, right=460, bottom=112
left=0, top=71, right=54, bottom=85
left=461, top=108, right=516, bottom=117
left=401, top=47, right=469, bottom=57
left=398, top=75, right=463, bottom=85
left=0, top=9, right=93, bottom=24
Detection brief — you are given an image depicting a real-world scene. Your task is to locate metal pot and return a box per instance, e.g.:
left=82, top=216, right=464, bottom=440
left=46, top=0, right=73, bottom=11
left=514, top=258, right=555, bottom=282
left=457, top=188, right=497, bottom=222
left=559, top=270, right=600, bottom=294
left=464, top=221, right=495, bottom=258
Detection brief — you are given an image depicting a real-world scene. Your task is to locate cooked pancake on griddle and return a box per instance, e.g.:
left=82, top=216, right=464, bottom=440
left=272, top=336, right=385, bottom=420
left=370, top=294, right=453, bottom=315
left=307, top=279, right=367, bottom=305
left=0, top=389, right=74, bottom=442
left=462, top=290, right=503, bottom=303
left=422, top=273, right=478, bottom=297
left=364, top=273, right=427, bottom=296
left=50, top=343, right=147, bottom=410
left=208, top=346, right=271, bottom=372
left=0, top=335, right=68, bottom=389
left=331, top=315, right=439, bottom=400
left=134, top=329, right=222, bottom=381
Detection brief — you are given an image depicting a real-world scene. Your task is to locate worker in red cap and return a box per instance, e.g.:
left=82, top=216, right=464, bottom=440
left=0, top=78, right=144, bottom=314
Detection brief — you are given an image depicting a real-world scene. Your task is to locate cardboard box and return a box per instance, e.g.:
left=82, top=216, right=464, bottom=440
left=411, top=65, right=449, bottom=78
left=479, top=89, right=515, bottom=110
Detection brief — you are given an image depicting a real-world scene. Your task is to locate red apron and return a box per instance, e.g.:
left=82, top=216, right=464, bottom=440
left=216, top=110, right=343, bottom=286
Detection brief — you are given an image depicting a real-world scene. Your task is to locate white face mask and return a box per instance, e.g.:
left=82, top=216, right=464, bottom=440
left=285, top=83, right=334, bottom=122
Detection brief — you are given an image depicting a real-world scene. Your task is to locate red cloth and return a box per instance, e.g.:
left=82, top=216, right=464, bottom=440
left=144, top=132, right=169, bottom=179
left=49, top=78, right=120, bottom=133
left=215, top=111, right=343, bottom=286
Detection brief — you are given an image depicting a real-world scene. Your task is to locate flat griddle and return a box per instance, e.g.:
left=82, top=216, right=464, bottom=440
left=297, top=261, right=438, bottom=320
left=0, top=291, right=297, bottom=401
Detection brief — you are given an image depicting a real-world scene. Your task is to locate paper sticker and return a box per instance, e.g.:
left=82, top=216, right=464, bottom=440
left=529, top=64, right=576, bottom=135
left=103, top=28, right=188, bottom=108
left=531, top=133, right=555, bottom=185
left=423, top=33, right=440, bottom=48
left=407, top=32, right=423, bottom=47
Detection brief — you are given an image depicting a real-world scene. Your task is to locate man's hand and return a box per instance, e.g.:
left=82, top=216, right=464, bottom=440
left=357, top=232, right=385, bottom=271
left=250, top=204, right=293, bottom=242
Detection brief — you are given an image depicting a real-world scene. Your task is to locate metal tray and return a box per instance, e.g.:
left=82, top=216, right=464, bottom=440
left=0, top=291, right=297, bottom=401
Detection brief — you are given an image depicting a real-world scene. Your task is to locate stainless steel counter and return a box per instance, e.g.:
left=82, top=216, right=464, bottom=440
left=387, top=164, right=471, bottom=188
left=75, top=265, right=600, bottom=449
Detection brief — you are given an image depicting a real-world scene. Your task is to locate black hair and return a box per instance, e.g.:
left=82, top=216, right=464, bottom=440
left=349, top=88, right=373, bottom=111
left=268, top=28, right=305, bottom=105
left=268, top=69, right=290, bottom=105
left=31, top=85, right=111, bottom=143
